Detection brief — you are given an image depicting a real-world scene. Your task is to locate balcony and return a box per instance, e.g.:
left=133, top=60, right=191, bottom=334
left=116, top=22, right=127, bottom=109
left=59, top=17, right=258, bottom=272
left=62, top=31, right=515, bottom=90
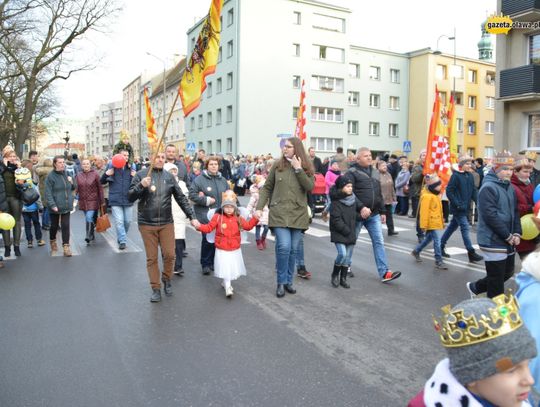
left=499, top=65, right=540, bottom=100
left=501, top=0, right=540, bottom=19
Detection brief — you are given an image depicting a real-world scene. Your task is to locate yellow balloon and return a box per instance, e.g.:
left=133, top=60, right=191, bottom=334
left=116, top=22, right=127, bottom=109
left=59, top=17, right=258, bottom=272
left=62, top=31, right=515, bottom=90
left=521, top=214, right=540, bottom=240
left=0, top=213, right=15, bottom=230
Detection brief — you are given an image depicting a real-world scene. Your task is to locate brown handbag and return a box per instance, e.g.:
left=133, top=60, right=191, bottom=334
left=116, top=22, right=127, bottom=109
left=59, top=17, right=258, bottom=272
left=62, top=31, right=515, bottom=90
left=95, top=205, right=111, bottom=233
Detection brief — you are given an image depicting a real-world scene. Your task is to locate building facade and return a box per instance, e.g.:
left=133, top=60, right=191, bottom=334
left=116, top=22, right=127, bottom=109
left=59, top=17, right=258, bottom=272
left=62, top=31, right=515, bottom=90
left=85, top=101, right=123, bottom=157
left=123, top=76, right=142, bottom=159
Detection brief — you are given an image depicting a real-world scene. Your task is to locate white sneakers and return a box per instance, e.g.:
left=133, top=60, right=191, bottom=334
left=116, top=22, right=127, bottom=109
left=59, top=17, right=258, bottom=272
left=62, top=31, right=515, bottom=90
left=225, top=286, right=234, bottom=298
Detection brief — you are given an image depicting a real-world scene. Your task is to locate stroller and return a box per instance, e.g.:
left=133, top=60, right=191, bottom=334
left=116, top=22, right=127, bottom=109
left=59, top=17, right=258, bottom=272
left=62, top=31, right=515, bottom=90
left=311, top=173, right=327, bottom=214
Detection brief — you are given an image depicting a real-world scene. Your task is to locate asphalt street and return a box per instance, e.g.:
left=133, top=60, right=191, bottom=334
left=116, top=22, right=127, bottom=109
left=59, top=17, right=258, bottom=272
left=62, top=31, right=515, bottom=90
left=0, top=203, right=519, bottom=407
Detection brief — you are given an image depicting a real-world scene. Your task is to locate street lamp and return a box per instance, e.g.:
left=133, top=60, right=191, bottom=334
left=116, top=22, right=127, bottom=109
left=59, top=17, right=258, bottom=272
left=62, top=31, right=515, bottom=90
left=63, top=131, right=70, bottom=158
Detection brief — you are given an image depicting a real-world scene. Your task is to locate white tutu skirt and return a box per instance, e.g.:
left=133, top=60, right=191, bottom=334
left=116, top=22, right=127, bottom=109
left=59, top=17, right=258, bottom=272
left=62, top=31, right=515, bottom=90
left=214, top=248, right=247, bottom=281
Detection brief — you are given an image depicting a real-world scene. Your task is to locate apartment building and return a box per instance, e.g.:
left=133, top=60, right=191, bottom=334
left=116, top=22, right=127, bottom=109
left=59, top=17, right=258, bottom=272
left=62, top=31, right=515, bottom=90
left=85, top=101, right=123, bottom=157
left=123, top=76, right=142, bottom=158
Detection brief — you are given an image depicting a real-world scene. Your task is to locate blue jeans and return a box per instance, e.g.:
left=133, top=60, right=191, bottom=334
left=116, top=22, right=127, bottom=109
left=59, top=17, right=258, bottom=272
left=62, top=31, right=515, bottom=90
left=41, top=207, right=50, bottom=227
left=83, top=210, right=96, bottom=223
left=255, top=225, right=269, bottom=240
left=274, top=227, right=302, bottom=284
left=295, top=233, right=305, bottom=267
left=440, top=214, right=473, bottom=251
left=23, top=211, right=42, bottom=241
left=414, top=230, right=442, bottom=263
left=335, top=243, right=354, bottom=266
left=111, top=205, right=133, bottom=244
left=353, top=214, right=389, bottom=278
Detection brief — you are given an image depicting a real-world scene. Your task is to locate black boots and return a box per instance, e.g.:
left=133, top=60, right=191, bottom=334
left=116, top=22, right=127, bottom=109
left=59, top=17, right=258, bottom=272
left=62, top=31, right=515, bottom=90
left=468, top=250, right=483, bottom=263
left=14, top=246, right=21, bottom=257
left=150, top=289, right=161, bottom=303
left=85, top=222, right=91, bottom=243
left=162, top=279, right=173, bottom=296
left=339, top=266, right=350, bottom=289
left=284, top=284, right=296, bottom=294
left=89, top=222, right=95, bottom=241
left=276, top=284, right=285, bottom=298
left=4, top=246, right=10, bottom=257
left=331, top=264, right=340, bottom=288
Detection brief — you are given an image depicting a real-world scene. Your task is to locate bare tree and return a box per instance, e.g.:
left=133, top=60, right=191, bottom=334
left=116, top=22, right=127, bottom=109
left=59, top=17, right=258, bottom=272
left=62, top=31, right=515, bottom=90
left=0, top=0, right=120, bottom=153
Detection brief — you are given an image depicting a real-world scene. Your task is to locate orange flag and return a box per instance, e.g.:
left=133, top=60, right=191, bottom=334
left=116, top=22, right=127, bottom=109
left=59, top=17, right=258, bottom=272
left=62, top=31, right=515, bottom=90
left=294, top=80, right=307, bottom=141
left=424, top=87, right=452, bottom=188
left=179, top=0, right=223, bottom=117
left=447, top=94, right=458, bottom=164
left=143, top=87, right=158, bottom=148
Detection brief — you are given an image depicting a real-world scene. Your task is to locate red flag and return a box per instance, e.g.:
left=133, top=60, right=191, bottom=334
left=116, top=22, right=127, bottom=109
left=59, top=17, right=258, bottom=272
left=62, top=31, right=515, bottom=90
left=143, top=87, right=158, bottom=148
left=294, top=80, right=307, bottom=141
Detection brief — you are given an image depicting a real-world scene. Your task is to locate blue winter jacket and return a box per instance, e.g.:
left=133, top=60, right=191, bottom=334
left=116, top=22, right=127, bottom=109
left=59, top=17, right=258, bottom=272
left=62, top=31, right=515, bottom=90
left=477, top=170, right=521, bottom=253
left=446, top=170, right=477, bottom=215
left=101, top=164, right=133, bottom=207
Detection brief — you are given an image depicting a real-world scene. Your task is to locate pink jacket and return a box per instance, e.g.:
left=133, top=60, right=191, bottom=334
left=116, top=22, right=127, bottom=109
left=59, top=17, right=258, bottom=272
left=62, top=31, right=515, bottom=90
left=325, top=170, right=340, bottom=194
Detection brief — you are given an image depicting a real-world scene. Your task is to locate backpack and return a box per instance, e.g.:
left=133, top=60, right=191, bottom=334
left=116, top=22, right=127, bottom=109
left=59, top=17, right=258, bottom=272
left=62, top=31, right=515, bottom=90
left=65, top=164, right=76, bottom=179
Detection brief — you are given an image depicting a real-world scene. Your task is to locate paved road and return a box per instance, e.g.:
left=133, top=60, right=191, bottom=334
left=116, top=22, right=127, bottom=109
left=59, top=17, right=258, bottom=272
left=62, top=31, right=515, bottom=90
left=0, top=206, right=518, bottom=406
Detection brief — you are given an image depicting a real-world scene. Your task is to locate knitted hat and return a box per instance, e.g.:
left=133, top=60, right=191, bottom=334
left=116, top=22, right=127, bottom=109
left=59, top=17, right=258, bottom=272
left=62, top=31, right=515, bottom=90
left=458, top=155, right=473, bottom=168
left=221, top=190, right=237, bottom=208
left=163, top=163, right=177, bottom=173
left=492, top=150, right=515, bottom=172
left=434, top=295, right=537, bottom=385
left=335, top=174, right=354, bottom=190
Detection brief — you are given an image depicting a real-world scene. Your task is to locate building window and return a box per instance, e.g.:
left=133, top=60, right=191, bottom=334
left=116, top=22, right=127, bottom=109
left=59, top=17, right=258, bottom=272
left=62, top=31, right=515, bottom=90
left=348, top=120, right=359, bottom=135
left=369, top=93, right=380, bottom=108
left=218, top=46, right=222, bottom=63
left=389, top=123, right=399, bottom=137
left=349, top=63, right=360, bottom=78
left=312, top=13, right=345, bottom=32
left=227, top=72, right=233, bottom=89
left=486, top=70, right=496, bottom=85
left=313, top=44, right=344, bottom=62
left=293, top=75, right=301, bottom=88
left=207, top=140, right=212, bottom=153
left=530, top=34, right=540, bottom=64
left=311, top=106, right=343, bottom=122
left=451, top=91, right=463, bottom=105
left=207, top=82, right=212, bottom=98
left=227, top=8, right=234, bottom=26
left=468, top=69, right=477, bottom=83
left=207, top=112, right=212, bottom=127
left=348, top=91, right=359, bottom=106
left=369, top=122, right=380, bottom=136
left=227, top=40, right=233, bottom=58
left=292, top=107, right=299, bottom=120
left=310, top=75, right=344, bottom=92
left=369, top=66, right=380, bottom=80
left=309, top=137, right=343, bottom=152
left=216, top=109, right=222, bottom=125
left=293, top=11, right=301, bottom=25
left=452, top=65, right=464, bottom=79
left=467, top=121, right=476, bottom=135
left=439, top=91, right=447, bottom=106
left=226, top=105, right=233, bottom=122
left=389, top=96, right=400, bottom=110
left=198, top=114, right=203, bottom=129
left=198, top=142, right=203, bottom=150
left=216, top=78, right=222, bottom=93
left=190, top=117, right=195, bottom=131
left=216, top=139, right=222, bottom=153
left=390, top=69, right=400, bottom=83
left=485, top=121, right=495, bottom=134
left=486, top=96, right=495, bottom=109
left=226, top=138, right=232, bottom=153
left=529, top=114, right=540, bottom=147
left=484, top=146, right=495, bottom=157
left=468, top=95, right=477, bottom=109
left=436, top=64, right=447, bottom=80
left=293, top=43, right=300, bottom=57
left=456, top=118, right=463, bottom=132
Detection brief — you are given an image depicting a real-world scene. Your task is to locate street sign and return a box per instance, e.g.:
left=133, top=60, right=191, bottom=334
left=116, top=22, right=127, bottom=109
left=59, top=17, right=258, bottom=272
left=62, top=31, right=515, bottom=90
left=186, top=142, right=196, bottom=152
left=403, top=140, right=412, bottom=153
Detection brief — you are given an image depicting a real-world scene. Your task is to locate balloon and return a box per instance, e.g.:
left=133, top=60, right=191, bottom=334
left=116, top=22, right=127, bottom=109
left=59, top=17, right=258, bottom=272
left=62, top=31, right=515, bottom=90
left=534, top=200, right=540, bottom=217
left=521, top=213, right=540, bottom=240
left=0, top=213, right=15, bottom=230
left=534, top=184, right=540, bottom=204
left=111, top=154, right=127, bottom=169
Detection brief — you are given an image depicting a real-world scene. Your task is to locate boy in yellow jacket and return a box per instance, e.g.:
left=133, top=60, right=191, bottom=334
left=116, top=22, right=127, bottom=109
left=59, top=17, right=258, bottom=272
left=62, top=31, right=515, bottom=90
left=410, top=174, right=448, bottom=270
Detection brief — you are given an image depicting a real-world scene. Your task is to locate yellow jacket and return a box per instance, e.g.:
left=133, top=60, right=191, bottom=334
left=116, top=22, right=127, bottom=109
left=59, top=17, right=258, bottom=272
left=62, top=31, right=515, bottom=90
left=418, top=188, right=444, bottom=230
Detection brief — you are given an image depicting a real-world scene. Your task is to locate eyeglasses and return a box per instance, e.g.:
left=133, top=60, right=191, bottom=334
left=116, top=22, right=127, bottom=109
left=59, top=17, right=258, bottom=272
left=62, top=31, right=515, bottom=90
left=283, top=145, right=294, bottom=149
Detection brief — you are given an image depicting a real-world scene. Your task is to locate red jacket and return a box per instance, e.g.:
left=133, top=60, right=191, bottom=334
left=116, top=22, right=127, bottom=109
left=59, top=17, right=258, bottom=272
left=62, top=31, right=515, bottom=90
left=76, top=170, right=103, bottom=211
left=198, top=212, right=258, bottom=251
left=511, top=173, right=537, bottom=253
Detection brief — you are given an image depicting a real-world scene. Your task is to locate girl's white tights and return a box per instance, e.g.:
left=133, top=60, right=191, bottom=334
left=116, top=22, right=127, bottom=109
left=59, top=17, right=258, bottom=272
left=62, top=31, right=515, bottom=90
left=223, top=279, right=231, bottom=289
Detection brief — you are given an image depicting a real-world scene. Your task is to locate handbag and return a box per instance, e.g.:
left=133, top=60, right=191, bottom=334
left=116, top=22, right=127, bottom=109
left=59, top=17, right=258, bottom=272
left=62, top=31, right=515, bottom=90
left=95, top=205, right=111, bottom=233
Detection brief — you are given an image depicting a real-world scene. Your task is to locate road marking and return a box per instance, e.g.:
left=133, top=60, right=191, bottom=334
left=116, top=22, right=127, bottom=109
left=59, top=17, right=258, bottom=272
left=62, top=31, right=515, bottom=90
left=99, top=228, right=143, bottom=253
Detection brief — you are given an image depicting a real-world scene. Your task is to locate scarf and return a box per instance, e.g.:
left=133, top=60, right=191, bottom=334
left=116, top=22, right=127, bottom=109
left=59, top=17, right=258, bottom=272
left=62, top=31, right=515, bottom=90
left=339, top=194, right=356, bottom=206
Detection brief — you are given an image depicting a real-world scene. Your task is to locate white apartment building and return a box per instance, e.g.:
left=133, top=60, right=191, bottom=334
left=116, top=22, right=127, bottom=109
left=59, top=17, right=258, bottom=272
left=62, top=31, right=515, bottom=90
left=123, top=76, right=142, bottom=158
left=85, top=101, right=123, bottom=157
left=185, top=0, right=409, bottom=156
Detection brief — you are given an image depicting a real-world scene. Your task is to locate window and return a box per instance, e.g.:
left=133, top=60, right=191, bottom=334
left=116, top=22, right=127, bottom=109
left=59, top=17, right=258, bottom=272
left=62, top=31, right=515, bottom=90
left=486, top=96, right=495, bottom=109
left=293, top=11, right=301, bottom=25
left=389, top=123, right=399, bottom=137
left=369, top=122, right=380, bottom=136
left=390, top=69, right=400, bottom=83
left=485, top=121, right=495, bottom=134
left=439, top=92, right=447, bottom=106
left=293, top=75, right=301, bottom=88
left=348, top=91, right=359, bottom=106
left=369, top=66, right=380, bottom=80
left=468, top=95, right=477, bottom=109
left=467, top=121, right=476, bottom=135
left=389, top=96, right=400, bottom=110
left=216, top=109, right=222, bottom=125
left=309, top=137, right=343, bottom=152
left=467, top=148, right=476, bottom=157
left=349, top=63, right=360, bottom=78
left=207, top=82, right=212, bottom=98
left=227, top=40, right=233, bottom=58
left=293, top=43, right=300, bottom=57
left=207, top=141, right=212, bottom=153
left=486, top=70, right=496, bottom=85
left=218, top=46, right=222, bottom=63
left=216, top=139, right=222, bottom=153
left=436, top=64, right=447, bottom=80
left=311, top=106, right=344, bottom=122
left=207, top=112, right=212, bottom=127
left=191, top=37, right=195, bottom=51
left=451, top=91, right=463, bottom=105
left=216, top=78, right=222, bottom=93
left=190, top=117, right=195, bottom=131
left=198, top=114, right=203, bottom=129
left=310, top=75, right=344, bottom=92
left=529, top=114, right=540, bottom=147
left=226, top=138, right=232, bottom=153
left=226, top=105, right=233, bottom=122
left=312, top=13, right=345, bottom=32
left=452, top=65, right=464, bottom=79
left=369, top=93, right=380, bottom=108
left=457, top=118, right=463, bottom=132
left=348, top=121, right=359, bottom=135
left=468, top=69, right=477, bottom=83
left=313, top=45, right=344, bottom=62
left=530, top=34, right=540, bottom=64
left=485, top=147, right=495, bottom=157
left=292, top=107, right=299, bottom=119
left=227, top=72, right=233, bottom=89
left=227, top=8, right=234, bottom=26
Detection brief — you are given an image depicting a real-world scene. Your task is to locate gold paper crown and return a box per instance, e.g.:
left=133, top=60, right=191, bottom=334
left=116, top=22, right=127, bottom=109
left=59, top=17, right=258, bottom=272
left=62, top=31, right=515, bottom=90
left=222, top=190, right=237, bottom=203
left=492, top=150, right=515, bottom=166
left=432, top=293, right=523, bottom=348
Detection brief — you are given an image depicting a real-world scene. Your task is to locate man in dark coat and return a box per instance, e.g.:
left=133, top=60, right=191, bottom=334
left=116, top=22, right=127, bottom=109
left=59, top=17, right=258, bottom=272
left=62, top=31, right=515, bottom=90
left=165, top=144, right=189, bottom=185
left=308, top=147, right=324, bottom=174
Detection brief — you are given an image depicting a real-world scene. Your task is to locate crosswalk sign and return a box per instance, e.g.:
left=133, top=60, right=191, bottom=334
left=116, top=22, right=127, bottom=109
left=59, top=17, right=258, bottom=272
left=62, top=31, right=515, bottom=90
left=186, top=142, right=196, bottom=152
left=403, top=140, right=412, bottom=153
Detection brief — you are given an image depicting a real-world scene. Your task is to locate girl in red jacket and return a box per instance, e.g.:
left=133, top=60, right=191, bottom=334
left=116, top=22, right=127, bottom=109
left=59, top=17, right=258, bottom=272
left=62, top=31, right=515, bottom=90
left=196, top=190, right=259, bottom=297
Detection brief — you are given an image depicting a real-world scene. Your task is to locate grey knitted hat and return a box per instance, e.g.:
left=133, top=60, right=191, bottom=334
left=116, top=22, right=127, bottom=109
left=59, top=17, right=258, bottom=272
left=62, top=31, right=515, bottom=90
left=445, top=297, right=537, bottom=385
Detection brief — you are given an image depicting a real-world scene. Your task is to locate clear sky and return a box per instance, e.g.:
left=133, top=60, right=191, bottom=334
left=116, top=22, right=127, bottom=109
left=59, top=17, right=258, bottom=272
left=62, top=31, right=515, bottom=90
left=54, top=0, right=496, bottom=119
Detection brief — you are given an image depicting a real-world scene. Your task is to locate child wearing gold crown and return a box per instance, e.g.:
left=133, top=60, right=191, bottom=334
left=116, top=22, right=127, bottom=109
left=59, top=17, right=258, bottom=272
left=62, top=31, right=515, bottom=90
left=408, top=293, right=537, bottom=407
left=195, top=190, right=259, bottom=297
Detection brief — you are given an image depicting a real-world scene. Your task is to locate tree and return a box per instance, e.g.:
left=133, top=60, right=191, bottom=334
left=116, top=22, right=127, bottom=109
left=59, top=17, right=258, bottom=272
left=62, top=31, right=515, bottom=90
left=0, top=0, right=120, bottom=154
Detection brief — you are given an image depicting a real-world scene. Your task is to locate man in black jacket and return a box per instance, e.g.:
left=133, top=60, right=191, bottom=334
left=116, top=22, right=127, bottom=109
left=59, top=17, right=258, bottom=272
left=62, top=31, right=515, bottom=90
left=308, top=147, right=324, bottom=174
left=347, top=147, right=401, bottom=283
left=129, top=152, right=200, bottom=303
